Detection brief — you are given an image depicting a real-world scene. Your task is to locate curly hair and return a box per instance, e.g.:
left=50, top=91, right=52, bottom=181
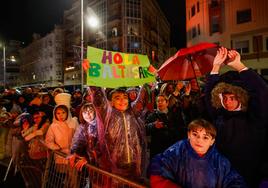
left=211, top=82, right=249, bottom=111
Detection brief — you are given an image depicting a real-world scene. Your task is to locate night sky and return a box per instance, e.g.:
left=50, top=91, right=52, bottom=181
left=0, top=0, right=186, bottom=49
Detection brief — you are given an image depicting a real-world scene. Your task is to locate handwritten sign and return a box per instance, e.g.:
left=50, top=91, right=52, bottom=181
left=86, top=46, right=156, bottom=88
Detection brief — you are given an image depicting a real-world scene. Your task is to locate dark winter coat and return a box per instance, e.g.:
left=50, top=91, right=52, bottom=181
left=145, top=107, right=187, bottom=158
left=205, top=69, right=268, bottom=187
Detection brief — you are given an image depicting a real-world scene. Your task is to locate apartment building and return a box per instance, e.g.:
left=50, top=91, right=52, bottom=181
left=186, top=0, right=268, bottom=77
left=19, top=26, right=64, bottom=87
left=63, top=0, right=171, bottom=87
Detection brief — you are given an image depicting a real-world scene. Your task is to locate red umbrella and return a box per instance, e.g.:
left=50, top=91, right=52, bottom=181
left=158, top=42, right=218, bottom=81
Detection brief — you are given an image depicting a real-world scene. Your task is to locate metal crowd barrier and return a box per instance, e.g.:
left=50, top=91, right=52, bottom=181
left=42, top=150, right=148, bottom=188
left=3, top=137, right=47, bottom=188
left=2, top=137, right=148, bottom=188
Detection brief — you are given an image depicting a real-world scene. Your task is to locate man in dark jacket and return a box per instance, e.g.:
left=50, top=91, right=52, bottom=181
left=145, top=94, right=187, bottom=159
left=205, top=47, right=268, bottom=187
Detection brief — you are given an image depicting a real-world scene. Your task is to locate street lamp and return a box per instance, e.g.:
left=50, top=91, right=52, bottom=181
left=81, top=1, right=99, bottom=91
left=81, top=0, right=84, bottom=91
left=0, top=44, right=6, bottom=89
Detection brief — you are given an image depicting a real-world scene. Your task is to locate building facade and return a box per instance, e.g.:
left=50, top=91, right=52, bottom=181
left=0, top=40, right=22, bottom=89
left=186, top=0, right=268, bottom=77
left=19, top=26, right=64, bottom=87
left=63, top=0, right=171, bottom=87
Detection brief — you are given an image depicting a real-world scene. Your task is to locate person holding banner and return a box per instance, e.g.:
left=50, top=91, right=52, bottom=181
left=91, top=85, right=148, bottom=183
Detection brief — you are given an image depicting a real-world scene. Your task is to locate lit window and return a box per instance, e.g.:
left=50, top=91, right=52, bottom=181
left=112, top=27, right=118, bottom=37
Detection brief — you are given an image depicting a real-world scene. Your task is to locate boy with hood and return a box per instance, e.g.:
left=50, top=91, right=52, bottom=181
left=205, top=47, right=268, bottom=187
left=149, top=119, right=247, bottom=188
left=91, top=86, right=148, bottom=183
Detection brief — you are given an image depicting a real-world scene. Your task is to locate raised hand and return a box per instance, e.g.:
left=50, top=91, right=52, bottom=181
left=75, top=157, right=88, bottom=171
left=211, top=47, right=228, bottom=73
left=226, top=50, right=247, bottom=72
left=155, top=120, right=164, bottom=129
left=213, top=47, right=228, bottom=66
left=227, top=50, right=241, bottom=64
left=184, top=82, right=191, bottom=95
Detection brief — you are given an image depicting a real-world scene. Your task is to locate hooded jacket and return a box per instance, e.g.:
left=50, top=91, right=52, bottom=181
left=91, top=86, right=148, bottom=180
left=205, top=69, right=268, bottom=186
left=45, top=104, right=79, bottom=164
left=71, top=103, right=105, bottom=166
left=149, top=139, right=247, bottom=188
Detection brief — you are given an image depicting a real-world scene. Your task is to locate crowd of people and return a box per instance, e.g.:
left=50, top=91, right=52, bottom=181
left=0, top=47, right=268, bottom=187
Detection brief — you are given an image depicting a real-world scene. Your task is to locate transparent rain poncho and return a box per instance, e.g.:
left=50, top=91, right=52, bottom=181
left=91, top=86, right=148, bottom=180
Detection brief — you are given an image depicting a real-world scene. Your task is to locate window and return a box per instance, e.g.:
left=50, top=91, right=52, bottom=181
left=261, top=69, right=268, bottom=80
left=197, top=2, right=200, bottom=12
left=261, top=69, right=268, bottom=76
left=253, top=35, right=263, bottom=52
left=192, top=27, right=197, bottom=38
left=210, top=0, right=219, bottom=8
left=112, top=43, right=119, bottom=51
left=127, top=24, right=139, bottom=36
left=191, top=5, right=196, bottom=17
left=235, top=40, right=249, bottom=54
left=112, top=27, right=118, bottom=37
left=198, top=24, right=201, bottom=35
left=266, top=38, right=268, bottom=51
left=237, top=9, right=251, bottom=24
left=131, top=42, right=140, bottom=48
left=211, top=15, right=220, bottom=33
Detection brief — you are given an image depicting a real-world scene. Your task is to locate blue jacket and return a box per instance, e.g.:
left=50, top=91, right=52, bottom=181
left=149, top=139, right=247, bottom=188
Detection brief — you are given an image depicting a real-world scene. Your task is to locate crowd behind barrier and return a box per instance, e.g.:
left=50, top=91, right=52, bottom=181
left=0, top=60, right=268, bottom=188
left=0, top=87, right=150, bottom=188
left=1, top=138, right=148, bottom=188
